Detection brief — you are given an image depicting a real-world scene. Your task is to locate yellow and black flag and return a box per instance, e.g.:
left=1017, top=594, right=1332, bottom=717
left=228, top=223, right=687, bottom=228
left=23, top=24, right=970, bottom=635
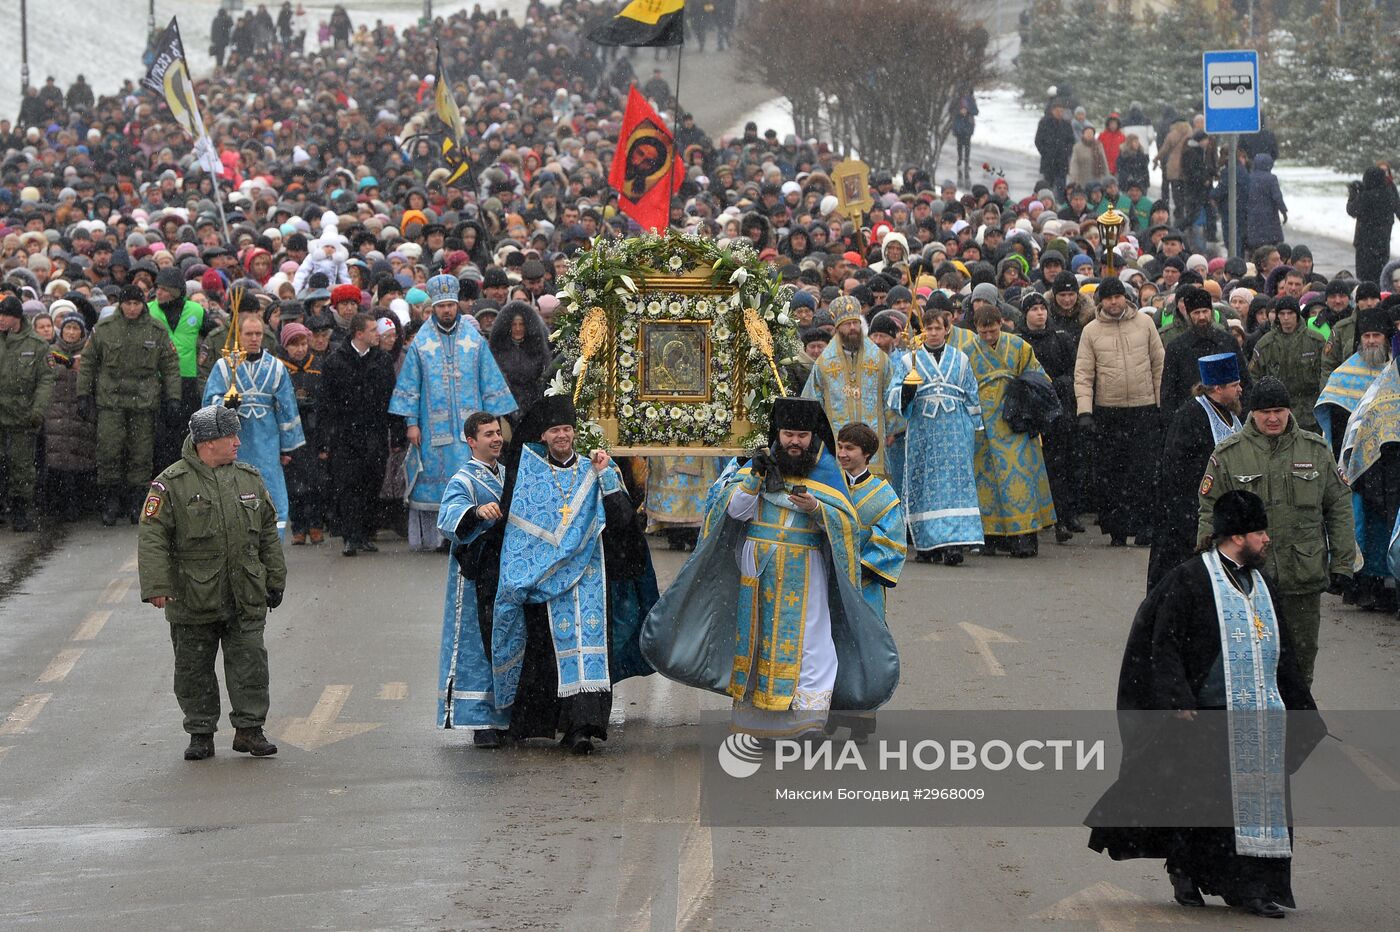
left=430, top=43, right=472, bottom=186
left=589, top=0, right=686, bottom=47
left=400, top=42, right=473, bottom=187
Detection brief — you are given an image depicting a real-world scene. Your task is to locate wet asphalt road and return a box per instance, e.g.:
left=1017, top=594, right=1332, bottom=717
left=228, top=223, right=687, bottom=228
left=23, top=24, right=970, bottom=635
left=1, top=519, right=1397, bottom=931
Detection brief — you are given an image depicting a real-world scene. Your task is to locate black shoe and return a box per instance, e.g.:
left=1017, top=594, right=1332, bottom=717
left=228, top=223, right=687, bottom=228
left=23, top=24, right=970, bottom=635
left=1010, top=536, right=1036, bottom=558
left=1243, top=898, right=1285, bottom=918
left=360, top=539, right=378, bottom=553
left=942, top=546, right=964, bottom=567
left=184, top=733, right=215, bottom=761
left=915, top=549, right=943, bottom=564
left=1110, top=536, right=1128, bottom=547
left=1354, top=577, right=1379, bottom=611
left=1171, top=873, right=1205, bottom=907
left=563, top=732, right=595, bottom=755
left=342, top=541, right=358, bottom=556
left=1054, top=523, right=1073, bottom=544
left=1065, top=516, right=1086, bottom=533
left=231, top=727, right=278, bottom=756
left=101, top=488, right=121, bottom=526
left=473, top=729, right=502, bottom=749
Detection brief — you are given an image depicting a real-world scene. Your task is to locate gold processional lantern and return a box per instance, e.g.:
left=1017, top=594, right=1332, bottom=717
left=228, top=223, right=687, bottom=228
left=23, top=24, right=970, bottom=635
left=220, top=285, right=247, bottom=408
left=1096, top=206, right=1127, bottom=278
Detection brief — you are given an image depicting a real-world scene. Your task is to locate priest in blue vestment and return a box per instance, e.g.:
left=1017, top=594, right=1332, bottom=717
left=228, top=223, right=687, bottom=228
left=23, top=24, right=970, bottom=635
left=436, top=411, right=513, bottom=747
left=887, top=308, right=984, bottom=565
left=203, top=311, right=305, bottom=537
left=641, top=397, right=900, bottom=738
left=1088, top=491, right=1324, bottom=919
left=391, top=274, right=517, bottom=551
left=491, top=396, right=657, bottom=754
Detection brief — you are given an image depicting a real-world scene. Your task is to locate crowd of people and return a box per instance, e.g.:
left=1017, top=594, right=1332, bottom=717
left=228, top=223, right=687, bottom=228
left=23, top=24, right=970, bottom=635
left=5, top=1, right=1398, bottom=918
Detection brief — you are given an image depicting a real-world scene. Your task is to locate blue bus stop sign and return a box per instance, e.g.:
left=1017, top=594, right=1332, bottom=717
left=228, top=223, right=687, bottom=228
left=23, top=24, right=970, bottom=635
left=1202, top=50, right=1260, bottom=134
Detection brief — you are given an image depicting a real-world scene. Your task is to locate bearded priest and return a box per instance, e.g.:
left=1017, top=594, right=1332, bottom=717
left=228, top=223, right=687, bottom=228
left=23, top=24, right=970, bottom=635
left=641, top=397, right=900, bottom=738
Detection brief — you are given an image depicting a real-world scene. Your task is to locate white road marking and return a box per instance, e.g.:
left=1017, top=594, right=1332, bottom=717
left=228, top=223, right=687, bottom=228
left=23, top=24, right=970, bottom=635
left=37, top=648, right=84, bottom=684
left=376, top=682, right=408, bottom=700
left=0, top=694, right=53, bottom=736
left=71, top=610, right=111, bottom=641
left=99, top=578, right=132, bottom=605
left=959, top=621, right=1019, bottom=676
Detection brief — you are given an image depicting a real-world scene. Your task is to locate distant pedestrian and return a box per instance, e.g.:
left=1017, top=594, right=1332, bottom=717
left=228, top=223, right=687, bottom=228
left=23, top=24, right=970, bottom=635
left=1346, top=166, right=1400, bottom=286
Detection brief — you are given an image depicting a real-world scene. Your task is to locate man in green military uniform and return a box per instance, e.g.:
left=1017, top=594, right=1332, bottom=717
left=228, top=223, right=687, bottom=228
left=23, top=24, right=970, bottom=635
left=0, top=294, right=56, bottom=531
left=77, top=284, right=183, bottom=525
left=1249, top=296, right=1326, bottom=433
left=138, top=404, right=287, bottom=761
left=1197, top=377, right=1356, bottom=686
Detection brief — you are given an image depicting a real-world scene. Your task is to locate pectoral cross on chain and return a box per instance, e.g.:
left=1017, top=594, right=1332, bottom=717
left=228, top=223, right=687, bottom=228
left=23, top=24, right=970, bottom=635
left=560, top=504, right=572, bottom=519
left=1253, top=614, right=1269, bottom=640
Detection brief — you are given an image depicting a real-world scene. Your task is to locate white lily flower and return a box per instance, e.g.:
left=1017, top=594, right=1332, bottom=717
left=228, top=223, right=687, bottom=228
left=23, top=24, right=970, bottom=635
left=777, top=313, right=791, bottom=326
left=729, top=267, right=748, bottom=286
left=620, top=274, right=638, bottom=293
left=572, top=357, right=585, bottom=376
left=546, top=370, right=568, bottom=396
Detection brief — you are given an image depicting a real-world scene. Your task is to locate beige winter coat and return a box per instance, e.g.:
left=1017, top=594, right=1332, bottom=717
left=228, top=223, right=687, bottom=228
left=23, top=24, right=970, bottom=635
left=1073, top=305, right=1165, bottom=413
left=1155, top=120, right=1192, bottom=181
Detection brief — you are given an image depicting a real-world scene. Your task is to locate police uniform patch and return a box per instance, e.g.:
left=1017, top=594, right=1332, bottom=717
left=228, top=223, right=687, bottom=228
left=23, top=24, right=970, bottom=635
left=150, top=479, right=167, bottom=493
left=1199, top=474, right=1213, bottom=496
left=239, top=492, right=257, bottom=500
left=143, top=494, right=162, bottom=519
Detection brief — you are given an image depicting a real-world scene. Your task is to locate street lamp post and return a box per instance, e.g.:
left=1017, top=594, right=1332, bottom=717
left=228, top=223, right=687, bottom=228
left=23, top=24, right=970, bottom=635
left=20, top=0, right=30, bottom=94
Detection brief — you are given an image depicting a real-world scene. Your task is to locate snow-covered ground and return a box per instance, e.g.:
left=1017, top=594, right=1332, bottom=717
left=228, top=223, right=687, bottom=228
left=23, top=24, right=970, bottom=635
left=727, top=81, right=1398, bottom=263
left=1, top=0, right=529, bottom=120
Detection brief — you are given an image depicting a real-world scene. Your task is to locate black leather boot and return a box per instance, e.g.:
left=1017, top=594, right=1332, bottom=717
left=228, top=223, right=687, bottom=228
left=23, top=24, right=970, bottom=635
left=232, top=727, right=279, bottom=756
left=1243, top=898, right=1285, bottom=918
left=942, top=546, right=964, bottom=566
left=184, top=734, right=215, bottom=761
left=1171, top=872, right=1205, bottom=907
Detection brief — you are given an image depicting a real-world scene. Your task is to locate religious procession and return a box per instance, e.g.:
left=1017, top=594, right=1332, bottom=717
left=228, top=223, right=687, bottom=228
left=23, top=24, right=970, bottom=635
left=4, top=0, right=1400, bottom=928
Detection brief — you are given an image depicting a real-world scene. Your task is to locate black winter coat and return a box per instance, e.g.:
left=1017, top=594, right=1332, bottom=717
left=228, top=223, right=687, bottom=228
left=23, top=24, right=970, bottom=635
left=316, top=339, right=397, bottom=456
left=1158, top=325, right=1251, bottom=417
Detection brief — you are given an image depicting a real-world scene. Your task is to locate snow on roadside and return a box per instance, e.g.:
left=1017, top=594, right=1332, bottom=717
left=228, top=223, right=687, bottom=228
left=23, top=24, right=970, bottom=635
left=1, top=1, right=527, bottom=121
left=968, top=86, right=1399, bottom=260
left=729, top=83, right=1398, bottom=264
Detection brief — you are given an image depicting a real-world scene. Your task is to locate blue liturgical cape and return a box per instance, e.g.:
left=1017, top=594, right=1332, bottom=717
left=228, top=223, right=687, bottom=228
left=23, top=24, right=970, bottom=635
left=203, top=352, right=305, bottom=535
left=389, top=319, right=516, bottom=509
left=640, top=448, right=901, bottom=712
left=436, top=459, right=511, bottom=729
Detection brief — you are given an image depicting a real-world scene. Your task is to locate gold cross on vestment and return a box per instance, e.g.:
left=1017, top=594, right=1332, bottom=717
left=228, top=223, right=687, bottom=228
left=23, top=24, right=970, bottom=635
left=1253, top=614, right=1268, bottom=640
left=783, top=591, right=800, bottom=608
left=560, top=504, right=572, bottom=519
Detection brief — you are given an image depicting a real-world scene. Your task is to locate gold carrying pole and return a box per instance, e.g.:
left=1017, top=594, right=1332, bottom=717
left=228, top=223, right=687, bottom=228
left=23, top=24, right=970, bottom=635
left=741, top=306, right=788, bottom=396
left=901, top=302, right=925, bottom=385
left=572, top=306, right=609, bottom=406
left=221, top=285, right=246, bottom=408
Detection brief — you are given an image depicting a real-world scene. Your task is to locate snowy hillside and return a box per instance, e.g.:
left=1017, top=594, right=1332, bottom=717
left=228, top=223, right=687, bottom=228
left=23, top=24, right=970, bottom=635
left=1, top=0, right=529, bottom=121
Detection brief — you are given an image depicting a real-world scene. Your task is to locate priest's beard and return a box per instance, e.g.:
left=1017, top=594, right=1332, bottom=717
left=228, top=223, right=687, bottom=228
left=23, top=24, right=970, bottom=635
left=1360, top=345, right=1390, bottom=368
left=773, top=440, right=819, bottom=477
left=1239, top=539, right=1269, bottom=569
left=840, top=330, right=863, bottom=352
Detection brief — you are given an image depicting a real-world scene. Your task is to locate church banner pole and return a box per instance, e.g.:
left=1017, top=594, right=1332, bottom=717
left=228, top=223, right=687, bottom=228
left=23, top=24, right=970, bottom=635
left=667, top=39, right=685, bottom=223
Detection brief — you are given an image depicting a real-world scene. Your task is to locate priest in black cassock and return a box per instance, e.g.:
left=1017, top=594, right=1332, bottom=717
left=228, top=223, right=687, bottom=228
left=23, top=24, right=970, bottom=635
left=1145, top=352, right=1245, bottom=593
left=1088, top=491, right=1325, bottom=919
left=490, top=396, right=657, bottom=754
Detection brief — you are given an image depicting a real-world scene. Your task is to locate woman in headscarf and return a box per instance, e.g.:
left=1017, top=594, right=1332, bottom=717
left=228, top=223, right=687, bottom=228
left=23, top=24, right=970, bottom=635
left=43, top=312, right=97, bottom=521
left=488, top=300, right=552, bottom=422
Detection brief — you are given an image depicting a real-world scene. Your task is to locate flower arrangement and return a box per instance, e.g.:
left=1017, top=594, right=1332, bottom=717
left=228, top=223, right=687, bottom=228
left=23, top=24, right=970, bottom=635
left=548, top=230, right=799, bottom=450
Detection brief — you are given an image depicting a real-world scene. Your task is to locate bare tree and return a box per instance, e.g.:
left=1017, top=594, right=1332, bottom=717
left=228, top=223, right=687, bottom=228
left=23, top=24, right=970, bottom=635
left=739, top=0, right=993, bottom=172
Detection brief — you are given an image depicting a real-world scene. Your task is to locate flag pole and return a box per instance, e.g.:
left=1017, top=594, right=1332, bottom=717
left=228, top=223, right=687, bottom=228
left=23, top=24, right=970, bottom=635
left=209, top=163, right=233, bottom=247
left=667, top=40, right=685, bottom=230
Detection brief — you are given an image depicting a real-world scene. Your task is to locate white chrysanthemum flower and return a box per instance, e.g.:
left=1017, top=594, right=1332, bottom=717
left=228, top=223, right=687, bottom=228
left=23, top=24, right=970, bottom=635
left=669, top=301, right=683, bottom=316
left=618, top=378, right=634, bottom=393
left=645, top=406, right=658, bottom=419
left=647, top=301, right=662, bottom=314
left=668, top=255, right=684, bottom=271
left=621, top=404, right=634, bottom=417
